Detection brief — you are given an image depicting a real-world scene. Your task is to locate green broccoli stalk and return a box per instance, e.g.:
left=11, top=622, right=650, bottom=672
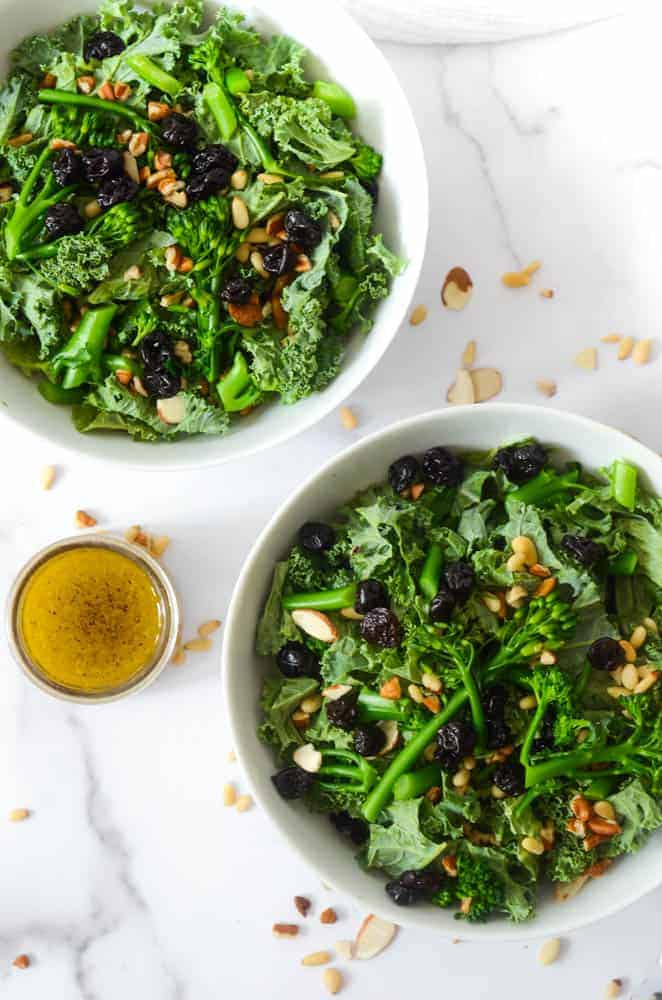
left=430, top=628, right=486, bottom=753
left=318, top=748, right=378, bottom=794
left=218, top=351, right=262, bottom=412
left=608, top=549, right=639, bottom=576
left=282, top=582, right=358, bottom=611
left=350, top=142, right=383, bottom=182
left=512, top=666, right=582, bottom=767
left=49, top=304, right=117, bottom=389
left=125, top=54, right=181, bottom=97
left=610, top=459, right=638, bottom=511
left=419, top=543, right=443, bottom=600
left=357, top=689, right=418, bottom=725
left=507, top=467, right=581, bottom=506
left=393, top=764, right=442, bottom=801
left=4, top=146, right=77, bottom=260
left=38, top=88, right=150, bottom=130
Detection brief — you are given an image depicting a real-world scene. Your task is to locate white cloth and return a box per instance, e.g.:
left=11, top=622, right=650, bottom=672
left=339, top=0, right=629, bottom=44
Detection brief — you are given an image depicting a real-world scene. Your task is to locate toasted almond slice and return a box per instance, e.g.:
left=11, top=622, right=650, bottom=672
left=156, top=395, right=187, bottom=425
left=354, top=914, right=397, bottom=960
left=447, top=369, right=475, bottom=405
left=293, top=743, right=323, bottom=773
left=292, top=609, right=338, bottom=643
left=617, top=336, right=634, bottom=361
left=461, top=340, right=476, bottom=367
left=536, top=378, right=557, bottom=398
left=471, top=367, right=502, bottom=403
left=574, top=347, right=597, bottom=371
left=335, top=940, right=354, bottom=961
left=441, top=267, right=473, bottom=310
left=409, top=304, right=428, bottom=326
left=322, top=684, right=353, bottom=701
left=376, top=720, right=399, bottom=756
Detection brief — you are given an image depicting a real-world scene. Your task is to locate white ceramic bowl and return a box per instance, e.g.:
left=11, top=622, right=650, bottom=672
left=0, top=0, right=427, bottom=469
left=223, top=404, right=662, bottom=940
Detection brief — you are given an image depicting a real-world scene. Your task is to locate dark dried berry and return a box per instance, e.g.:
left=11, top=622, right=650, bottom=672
left=443, top=561, right=474, bottom=604
left=161, top=112, right=198, bottom=148
left=52, top=148, right=83, bottom=187
left=186, top=167, right=229, bottom=202
left=326, top=690, right=359, bottom=731
left=400, top=868, right=442, bottom=896
left=271, top=765, right=315, bottom=800
left=429, top=585, right=455, bottom=623
left=284, top=208, right=322, bottom=251
left=330, top=811, right=369, bottom=844
left=355, top=579, right=389, bottom=615
left=561, top=534, right=606, bottom=567
left=388, top=455, right=420, bottom=494
left=139, top=331, right=174, bottom=371
left=494, top=442, right=547, bottom=484
left=487, top=718, right=511, bottom=750
left=97, top=174, right=139, bottom=209
left=483, top=685, right=508, bottom=720
left=142, top=369, right=182, bottom=399
left=44, top=202, right=84, bottom=238
left=386, top=879, right=417, bottom=905
left=422, top=446, right=463, bottom=487
left=360, top=608, right=403, bottom=648
left=353, top=725, right=386, bottom=757
left=261, top=242, right=296, bottom=276
left=493, top=761, right=526, bottom=797
left=82, top=147, right=123, bottom=183
left=435, top=720, right=476, bottom=770
left=190, top=144, right=238, bottom=177
left=84, top=30, right=125, bottom=61
left=299, top=521, right=335, bottom=553
left=276, top=641, right=320, bottom=679
left=587, top=636, right=626, bottom=671
left=220, top=277, right=253, bottom=304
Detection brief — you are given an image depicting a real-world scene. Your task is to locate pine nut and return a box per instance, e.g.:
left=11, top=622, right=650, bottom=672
left=235, top=242, right=251, bottom=263
left=247, top=226, right=269, bottom=243
left=231, top=196, right=250, bottom=229
left=633, top=339, right=652, bottom=365
left=588, top=818, right=621, bottom=837
left=491, top=785, right=506, bottom=800
left=506, top=552, right=527, bottom=573
left=300, top=693, right=322, bottom=714
left=266, top=213, right=285, bottom=237
left=617, top=336, right=634, bottom=360
left=323, top=968, right=342, bottom=995
left=519, top=695, right=537, bottom=710
left=50, top=138, right=76, bottom=151
left=463, top=756, right=476, bottom=770
left=605, top=978, right=622, bottom=998
left=165, top=245, right=182, bottom=272
left=408, top=684, right=423, bottom=704
left=409, top=304, right=427, bottom=326
left=41, top=465, right=56, bottom=490
left=512, top=535, right=538, bottom=565
left=619, top=639, right=636, bottom=663
left=235, top=794, right=253, bottom=813
left=184, top=637, right=213, bottom=652
left=421, top=672, right=442, bottom=693
left=301, top=951, right=331, bottom=967
left=198, top=619, right=221, bottom=638
left=505, top=585, right=528, bottom=608
left=258, top=172, right=285, bottom=185
left=521, top=836, right=545, bottom=856
left=8, top=808, right=29, bottom=822
left=319, top=170, right=345, bottom=181
left=97, top=81, right=115, bottom=101
left=7, top=132, right=33, bottom=147
left=339, top=607, right=363, bottom=620
left=539, top=650, right=557, bottom=665
left=602, top=333, right=622, bottom=344
left=629, top=625, right=646, bottom=649
left=607, top=685, right=631, bottom=699
left=340, top=406, right=358, bottom=430
left=327, top=210, right=341, bottom=230
left=529, top=563, right=551, bottom=578
left=634, top=670, right=659, bottom=694
left=594, top=801, right=616, bottom=822
left=223, top=783, right=237, bottom=806
left=482, top=593, right=502, bottom=614
left=249, top=250, right=269, bottom=279
left=621, top=663, right=639, bottom=691
left=230, top=168, right=248, bottom=190
left=538, top=938, right=561, bottom=966
left=643, top=617, right=658, bottom=634
left=84, top=199, right=102, bottom=219
left=453, top=769, right=470, bottom=788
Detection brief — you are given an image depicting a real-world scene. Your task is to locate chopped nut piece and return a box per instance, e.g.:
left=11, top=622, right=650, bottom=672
left=148, top=101, right=170, bottom=122
left=410, top=483, right=425, bottom=500
left=536, top=378, right=557, bottom=397
left=9, top=808, right=29, bottom=822
left=75, top=510, right=97, bottom=529
left=340, top=406, right=358, bottom=430
left=409, top=304, right=428, bottom=326
left=539, top=288, right=554, bottom=299
left=113, top=81, right=132, bottom=102
left=123, top=264, right=143, bottom=282
left=379, top=676, right=401, bottom=700
left=574, top=347, right=597, bottom=371
left=323, top=969, right=342, bottom=995
left=521, top=835, right=545, bottom=855
left=235, top=794, right=253, bottom=813
left=41, top=465, right=56, bottom=490
left=617, top=336, right=634, bottom=361
left=150, top=535, right=170, bottom=558
left=97, top=81, right=115, bottom=101
left=12, top=955, right=30, bottom=969
left=146, top=168, right=176, bottom=190
left=230, top=168, right=248, bottom=190
left=461, top=340, right=476, bottom=366
left=223, top=783, right=237, bottom=806
left=302, top=951, right=331, bottom=966
left=272, top=923, right=298, bottom=938
left=128, top=131, right=149, bottom=158
left=501, top=270, right=530, bottom=288
left=184, top=637, right=213, bottom=652
left=441, top=266, right=473, bottom=310
left=320, top=907, right=337, bottom=925
left=294, top=896, right=311, bottom=918
left=77, top=76, right=95, bottom=94
left=633, top=338, right=652, bottom=365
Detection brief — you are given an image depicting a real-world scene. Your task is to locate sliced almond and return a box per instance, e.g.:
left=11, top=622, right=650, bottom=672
left=335, top=940, right=354, bottom=961
left=574, top=347, right=597, bottom=371
left=156, top=395, right=187, bottom=425
left=461, top=340, right=476, bottom=366
left=291, top=609, right=338, bottom=643
left=471, top=367, right=502, bottom=403
left=322, top=684, right=353, bottom=701
left=293, top=743, right=323, bottom=774
left=376, top=720, right=400, bottom=756
left=447, top=369, right=475, bottom=405
left=536, top=379, right=557, bottom=398
left=441, top=267, right=473, bottom=310
left=354, top=914, right=397, bottom=960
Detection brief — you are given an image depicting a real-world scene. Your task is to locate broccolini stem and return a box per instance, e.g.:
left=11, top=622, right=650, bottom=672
left=393, top=764, right=441, bottom=801
left=125, top=55, right=181, bottom=96
left=5, top=146, right=77, bottom=260
left=51, top=304, right=117, bottom=389
left=357, top=689, right=413, bottom=723
left=524, top=745, right=634, bottom=787
left=103, top=354, right=141, bottom=375
left=39, top=89, right=150, bottom=129
left=203, top=82, right=238, bottom=141
left=282, top=582, right=358, bottom=612
left=608, top=549, right=638, bottom=576
left=362, top=688, right=469, bottom=822
left=217, top=351, right=262, bottom=412
left=611, top=459, right=637, bottom=511
left=318, top=749, right=378, bottom=793
left=225, top=67, right=251, bottom=95
left=507, top=468, right=580, bottom=506
left=419, top=543, right=443, bottom=600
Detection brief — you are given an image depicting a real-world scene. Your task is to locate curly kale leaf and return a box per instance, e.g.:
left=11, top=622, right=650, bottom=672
left=39, top=235, right=110, bottom=293
left=0, top=269, right=64, bottom=355
left=365, top=798, right=444, bottom=877
left=258, top=674, right=319, bottom=756
left=607, top=778, right=662, bottom=853
left=256, top=561, right=301, bottom=655
left=240, top=93, right=355, bottom=170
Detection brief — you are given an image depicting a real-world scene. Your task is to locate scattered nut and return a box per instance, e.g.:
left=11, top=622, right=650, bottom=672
left=323, top=968, right=342, bottom=995
left=272, top=923, right=298, bottom=938
left=198, top=619, right=221, bottom=638
left=447, top=368, right=475, bottom=405
left=41, top=465, right=56, bottom=490
left=9, top=808, right=29, bottom=822
left=574, top=347, right=597, bottom=371
left=150, top=535, right=170, bottom=558
left=128, top=131, right=149, bottom=158
left=471, top=367, right=502, bottom=402
left=501, top=271, right=530, bottom=289
left=223, top=783, right=237, bottom=806
left=617, top=336, right=634, bottom=361
left=75, top=510, right=97, bottom=529
left=77, top=76, right=95, bottom=94
left=113, top=81, right=131, bottom=102
left=441, top=266, right=473, bottom=310
left=536, top=379, right=557, bottom=397
left=291, top=609, right=338, bottom=643
left=539, top=288, right=554, bottom=299
left=301, top=951, right=331, bottom=967
left=123, top=265, right=143, bottom=282
left=633, top=338, right=652, bottom=365
left=231, top=196, right=250, bottom=230
left=258, top=172, right=285, bottom=185
left=12, top=955, right=30, bottom=969
left=602, top=333, right=622, bottom=343
left=7, top=132, right=33, bottom=148
left=461, top=340, right=476, bottom=366
left=379, top=677, right=401, bottom=700
left=409, top=304, right=428, bottom=326
left=294, top=896, right=311, bottom=918
left=148, top=101, right=170, bottom=122
left=538, top=938, right=562, bottom=966
left=340, top=406, right=358, bottom=430
left=605, top=978, right=622, bottom=999
left=231, top=168, right=248, bottom=190
left=521, top=836, right=545, bottom=855
left=171, top=647, right=186, bottom=666
left=97, top=80, right=115, bottom=101
left=50, top=138, right=77, bottom=151
left=235, top=794, right=253, bottom=813
left=320, top=907, right=337, bottom=925
left=184, top=637, right=213, bottom=652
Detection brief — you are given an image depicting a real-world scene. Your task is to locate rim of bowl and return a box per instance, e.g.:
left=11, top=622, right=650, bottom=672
left=6, top=533, right=181, bottom=703
left=222, top=403, right=662, bottom=940
left=0, top=0, right=429, bottom=472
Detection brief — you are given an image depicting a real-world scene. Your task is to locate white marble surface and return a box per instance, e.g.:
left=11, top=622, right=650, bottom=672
left=2, top=10, right=662, bottom=999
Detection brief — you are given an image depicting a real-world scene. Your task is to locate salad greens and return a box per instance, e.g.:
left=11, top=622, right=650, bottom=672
left=0, top=1, right=401, bottom=441
left=256, top=439, right=662, bottom=922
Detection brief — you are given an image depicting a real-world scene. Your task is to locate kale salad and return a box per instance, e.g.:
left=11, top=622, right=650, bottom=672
left=257, top=440, right=662, bottom=923
left=0, top=1, right=401, bottom=441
